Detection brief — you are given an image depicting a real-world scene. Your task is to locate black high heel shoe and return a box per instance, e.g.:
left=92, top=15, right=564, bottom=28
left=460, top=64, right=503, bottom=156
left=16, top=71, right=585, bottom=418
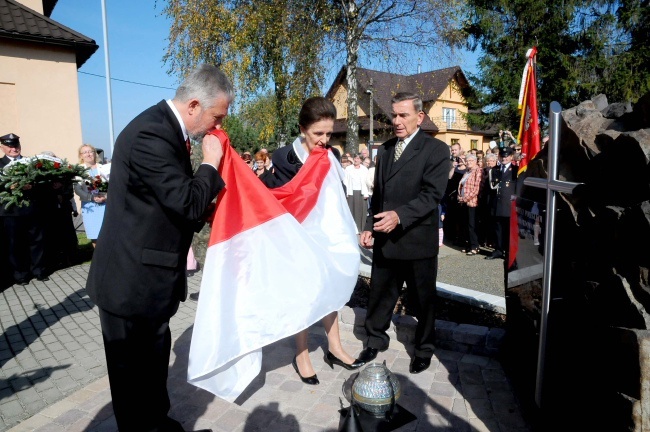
left=324, top=351, right=365, bottom=370
left=292, top=356, right=319, bottom=385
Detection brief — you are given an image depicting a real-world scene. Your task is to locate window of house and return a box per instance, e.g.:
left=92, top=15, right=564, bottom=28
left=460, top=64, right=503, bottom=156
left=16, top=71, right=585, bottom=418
left=443, top=108, right=456, bottom=129
left=451, top=139, right=459, bottom=146
left=471, top=140, right=478, bottom=150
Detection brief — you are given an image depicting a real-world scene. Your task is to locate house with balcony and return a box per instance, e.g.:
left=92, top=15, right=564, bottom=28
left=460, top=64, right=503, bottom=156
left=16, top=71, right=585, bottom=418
left=326, top=66, right=495, bottom=156
left=0, top=0, right=98, bottom=161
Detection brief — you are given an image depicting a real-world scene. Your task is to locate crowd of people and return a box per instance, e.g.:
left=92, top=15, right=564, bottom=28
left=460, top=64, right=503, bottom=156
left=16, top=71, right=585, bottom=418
left=1, top=62, right=544, bottom=431
left=441, top=132, right=535, bottom=262
left=0, top=134, right=94, bottom=287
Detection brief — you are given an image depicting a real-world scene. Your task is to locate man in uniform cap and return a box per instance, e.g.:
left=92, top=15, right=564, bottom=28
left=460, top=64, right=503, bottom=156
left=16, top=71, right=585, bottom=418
left=0, top=133, right=49, bottom=285
left=0, top=133, right=22, bottom=160
left=1, top=132, right=20, bottom=143
left=499, top=146, right=514, bottom=157
left=485, top=145, right=517, bottom=260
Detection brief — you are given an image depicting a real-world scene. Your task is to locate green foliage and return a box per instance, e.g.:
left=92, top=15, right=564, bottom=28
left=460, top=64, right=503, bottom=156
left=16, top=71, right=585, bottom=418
left=160, top=0, right=331, bottom=142
left=222, top=116, right=262, bottom=154
left=76, top=232, right=95, bottom=264
left=238, top=92, right=301, bottom=149
left=459, top=0, right=650, bottom=132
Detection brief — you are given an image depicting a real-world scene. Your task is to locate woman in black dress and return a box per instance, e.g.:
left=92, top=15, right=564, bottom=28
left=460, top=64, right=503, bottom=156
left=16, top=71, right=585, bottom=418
left=262, top=97, right=364, bottom=385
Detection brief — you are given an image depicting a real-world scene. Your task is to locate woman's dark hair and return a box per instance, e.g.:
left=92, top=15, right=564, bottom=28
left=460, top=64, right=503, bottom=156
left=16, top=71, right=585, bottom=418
left=298, top=97, right=336, bottom=129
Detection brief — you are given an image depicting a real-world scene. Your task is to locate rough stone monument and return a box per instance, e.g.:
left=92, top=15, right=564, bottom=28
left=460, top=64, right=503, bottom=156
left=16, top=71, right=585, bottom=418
left=504, top=92, right=650, bottom=431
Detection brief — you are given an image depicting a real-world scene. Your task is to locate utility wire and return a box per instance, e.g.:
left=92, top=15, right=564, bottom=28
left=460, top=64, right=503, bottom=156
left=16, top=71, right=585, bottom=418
left=79, top=71, right=175, bottom=90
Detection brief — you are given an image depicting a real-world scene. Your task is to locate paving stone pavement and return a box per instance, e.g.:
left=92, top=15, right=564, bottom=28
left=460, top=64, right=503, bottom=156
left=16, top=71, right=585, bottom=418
left=0, top=262, right=531, bottom=432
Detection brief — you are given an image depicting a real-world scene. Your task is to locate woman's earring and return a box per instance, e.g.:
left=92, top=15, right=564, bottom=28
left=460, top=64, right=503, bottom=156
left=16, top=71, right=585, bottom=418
left=300, top=133, right=305, bottom=138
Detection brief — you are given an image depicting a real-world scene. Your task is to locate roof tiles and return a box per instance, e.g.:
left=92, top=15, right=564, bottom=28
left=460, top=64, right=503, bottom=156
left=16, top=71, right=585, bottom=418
left=0, top=0, right=97, bottom=67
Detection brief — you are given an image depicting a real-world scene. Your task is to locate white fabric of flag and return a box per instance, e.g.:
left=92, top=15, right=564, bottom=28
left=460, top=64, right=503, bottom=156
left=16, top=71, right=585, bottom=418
left=187, top=130, right=360, bottom=402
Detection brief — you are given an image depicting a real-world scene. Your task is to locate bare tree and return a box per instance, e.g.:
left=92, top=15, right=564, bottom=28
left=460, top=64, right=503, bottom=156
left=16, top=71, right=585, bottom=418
left=159, top=0, right=463, bottom=152
left=328, top=0, right=464, bottom=154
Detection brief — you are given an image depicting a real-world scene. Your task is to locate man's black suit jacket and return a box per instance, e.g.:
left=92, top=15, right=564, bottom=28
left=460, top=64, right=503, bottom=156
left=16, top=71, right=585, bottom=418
left=365, top=130, right=449, bottom=260
left=86, top=100, right=225, bottom=319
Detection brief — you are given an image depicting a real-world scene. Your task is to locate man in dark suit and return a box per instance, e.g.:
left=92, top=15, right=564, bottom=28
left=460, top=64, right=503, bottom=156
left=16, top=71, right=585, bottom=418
left=85, top=65, right=233, bottom=432
left=0, top=133, right=48, bottom=285
left=358, top=92, right=450, bottom=374
left=485, top=146, right=518, bottom=261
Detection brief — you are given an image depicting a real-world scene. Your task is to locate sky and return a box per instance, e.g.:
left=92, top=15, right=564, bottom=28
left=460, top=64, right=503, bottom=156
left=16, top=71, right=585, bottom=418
left=51, top=1, right=177, bottom=159
left=51, top=1, right=481, bottom=159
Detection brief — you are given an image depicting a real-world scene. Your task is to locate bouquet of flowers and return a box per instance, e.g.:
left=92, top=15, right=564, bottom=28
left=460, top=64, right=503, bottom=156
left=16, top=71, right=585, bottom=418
left=0, top=154, right=90, bottom=209
left=86, top=173, right=109, bottom=195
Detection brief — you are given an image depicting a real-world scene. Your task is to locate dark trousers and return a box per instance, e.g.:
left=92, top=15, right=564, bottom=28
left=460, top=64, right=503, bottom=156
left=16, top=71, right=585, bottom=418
left=494, top=215, right=510, bottom=256
left=99, top=308, right=183, bottom=432
left=365, top=249, right=438, bottom=358
left=2, top=215, right=46, bottom=280
left=347, top=190, right=367, bottom=232
left=443, top=198, right=463, bottom=244
left=467, top=206, right=479, bottom=250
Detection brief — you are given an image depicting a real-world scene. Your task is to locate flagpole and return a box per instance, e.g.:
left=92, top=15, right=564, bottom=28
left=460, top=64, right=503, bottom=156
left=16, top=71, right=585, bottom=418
left=101, top=0, right=115, bottom=157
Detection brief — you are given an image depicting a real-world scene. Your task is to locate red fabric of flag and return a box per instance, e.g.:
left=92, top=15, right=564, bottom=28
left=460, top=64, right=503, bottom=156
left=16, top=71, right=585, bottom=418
left=517, top=47, right=541, bottom=175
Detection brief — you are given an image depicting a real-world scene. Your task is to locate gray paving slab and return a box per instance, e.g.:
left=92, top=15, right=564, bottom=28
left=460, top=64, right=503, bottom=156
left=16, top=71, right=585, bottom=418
left=0, top=250, right=530, bottom=432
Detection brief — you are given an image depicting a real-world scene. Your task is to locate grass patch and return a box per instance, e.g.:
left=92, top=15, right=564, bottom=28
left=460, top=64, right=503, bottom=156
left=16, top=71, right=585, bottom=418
left=76, top=232, right=94, bottom=264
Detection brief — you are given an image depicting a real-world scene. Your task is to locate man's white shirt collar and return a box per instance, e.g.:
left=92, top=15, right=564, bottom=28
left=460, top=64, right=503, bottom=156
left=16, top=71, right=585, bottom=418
left=166, top=100, right=189, bottom=142
left=400, top=128, right=420, bottom=149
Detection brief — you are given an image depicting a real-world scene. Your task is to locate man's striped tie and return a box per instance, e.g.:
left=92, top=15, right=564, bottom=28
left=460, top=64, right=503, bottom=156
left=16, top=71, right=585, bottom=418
left=394, top=140, right=404, bottom=161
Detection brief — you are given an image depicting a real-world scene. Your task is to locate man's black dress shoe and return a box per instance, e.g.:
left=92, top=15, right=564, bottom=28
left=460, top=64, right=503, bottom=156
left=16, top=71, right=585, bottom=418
left=485, top=251, right=503, bottom=260
left=15, top=279, right=29, bottom=286
left=189, top=292, right=200, bottom=301
left=324, top=351, right=364, bottom=370
left=356, top=346, right=387, bottom=363
left=35, top=275, right=49, bottom=282
left=291, top=356, right=319, bottom=385
left=409, top=356, right=431, bottom=374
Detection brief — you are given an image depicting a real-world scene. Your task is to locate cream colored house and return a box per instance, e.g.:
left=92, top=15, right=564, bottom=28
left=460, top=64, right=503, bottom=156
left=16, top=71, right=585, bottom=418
left=326, top=66, right=496, bottom=155
left=0, top=0, right=98, bottom=162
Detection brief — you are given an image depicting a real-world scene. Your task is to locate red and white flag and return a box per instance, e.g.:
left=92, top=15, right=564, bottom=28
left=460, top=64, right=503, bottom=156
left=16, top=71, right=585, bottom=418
left=187, top=130, right=360, bottom=401
left=516, top=46, right=541, bottom=175
left=510, top=46, right=542, bottom=269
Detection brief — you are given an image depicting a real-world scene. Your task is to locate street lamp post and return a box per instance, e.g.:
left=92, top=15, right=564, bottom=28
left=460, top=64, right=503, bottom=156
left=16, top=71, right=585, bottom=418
left=365, top=78, right=374, bottom=148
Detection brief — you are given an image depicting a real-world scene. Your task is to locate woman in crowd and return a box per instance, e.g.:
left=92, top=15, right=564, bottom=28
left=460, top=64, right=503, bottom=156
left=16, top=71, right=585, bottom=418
left=366, top=155, right=376, bottom=209
left=457, top=154, right=483, bottom=255
left=344, top=154, right=369, bottom=232
left=73, top=144, right=109, bottom=248
left=253, top=150, right=273, bottom=183
left=242, top=151, right=254, bottom=170
left=261, top=97, right=364, bottom=385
